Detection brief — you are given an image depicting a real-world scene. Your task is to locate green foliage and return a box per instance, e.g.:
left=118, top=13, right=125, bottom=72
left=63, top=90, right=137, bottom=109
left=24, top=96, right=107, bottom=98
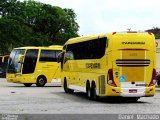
left=145, top=27, right=160, bottom=39
left=155, top=34, right=160, bottom=39
left=0, top=0, right=79, bottom=54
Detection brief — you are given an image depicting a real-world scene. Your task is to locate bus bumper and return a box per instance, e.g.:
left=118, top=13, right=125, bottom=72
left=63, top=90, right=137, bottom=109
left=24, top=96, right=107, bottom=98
left=6, top=74, right=35, bottom=84
left=99, top=85, right=155, bottom=97
left=7, top=75, right=23, bottom=83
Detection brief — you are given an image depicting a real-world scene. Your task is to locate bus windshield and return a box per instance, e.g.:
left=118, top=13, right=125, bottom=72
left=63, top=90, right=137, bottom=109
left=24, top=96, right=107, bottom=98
left=7, top=49, right=25, bottom=73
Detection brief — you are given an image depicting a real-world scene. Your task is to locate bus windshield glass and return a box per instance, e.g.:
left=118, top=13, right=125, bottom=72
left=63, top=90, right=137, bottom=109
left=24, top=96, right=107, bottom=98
left=7, top=49, right=25, bottom=73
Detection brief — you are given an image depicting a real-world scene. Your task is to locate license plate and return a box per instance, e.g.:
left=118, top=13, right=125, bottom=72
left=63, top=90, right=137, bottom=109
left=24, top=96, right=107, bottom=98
left=129, top=89, right=137, bottom=93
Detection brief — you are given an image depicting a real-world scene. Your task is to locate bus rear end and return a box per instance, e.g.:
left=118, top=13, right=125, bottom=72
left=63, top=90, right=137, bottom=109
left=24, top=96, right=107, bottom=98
left=106, top=32, right=156, bottom=98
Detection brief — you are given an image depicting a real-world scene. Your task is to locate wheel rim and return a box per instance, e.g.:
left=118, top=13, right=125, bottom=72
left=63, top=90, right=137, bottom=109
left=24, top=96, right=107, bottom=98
left=39, top=78, right=45, bottom=85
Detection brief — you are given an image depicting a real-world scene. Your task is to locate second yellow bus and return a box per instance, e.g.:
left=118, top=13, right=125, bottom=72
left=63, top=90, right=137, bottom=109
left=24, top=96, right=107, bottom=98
left=7, top=45, right=62, bottom=87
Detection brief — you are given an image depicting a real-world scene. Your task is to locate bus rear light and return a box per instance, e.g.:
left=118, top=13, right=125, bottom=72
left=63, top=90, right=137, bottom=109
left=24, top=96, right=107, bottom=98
left=149, top=69, right=156, bottom=86
left=107, top=69, right=117, bottom=87
left=108, top=80, right=116, bottom=86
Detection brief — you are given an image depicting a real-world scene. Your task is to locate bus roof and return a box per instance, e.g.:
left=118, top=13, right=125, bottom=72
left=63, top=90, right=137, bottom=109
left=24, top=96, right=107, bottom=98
left=14, top=45, right=63, bottom=50
left=64, top=32, right=154, bottom=45
left=64, top=34, right=98, bottom=45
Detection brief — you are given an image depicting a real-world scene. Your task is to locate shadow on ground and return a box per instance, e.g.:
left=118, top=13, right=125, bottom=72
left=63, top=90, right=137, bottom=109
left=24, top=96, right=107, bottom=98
left=55, top=91, right=149, bottom=104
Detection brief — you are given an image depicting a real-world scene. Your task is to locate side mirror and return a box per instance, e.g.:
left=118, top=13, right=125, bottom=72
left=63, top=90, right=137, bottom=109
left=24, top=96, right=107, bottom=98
left=17, top=55, right=24, bottom=63
left=57, top=52, right=64, bottom=63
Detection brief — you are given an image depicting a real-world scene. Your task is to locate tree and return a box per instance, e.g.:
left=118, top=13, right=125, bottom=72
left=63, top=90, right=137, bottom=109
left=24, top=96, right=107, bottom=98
left=0, top=0, right=79, bottom=54
left=145, top=27, right=160, bottom=39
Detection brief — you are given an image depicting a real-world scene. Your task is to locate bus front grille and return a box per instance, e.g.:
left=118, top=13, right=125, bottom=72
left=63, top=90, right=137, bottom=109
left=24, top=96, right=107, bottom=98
left=116, top=59, right=150, bottom=67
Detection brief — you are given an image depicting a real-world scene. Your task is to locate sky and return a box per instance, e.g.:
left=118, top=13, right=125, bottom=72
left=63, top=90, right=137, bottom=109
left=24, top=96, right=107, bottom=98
left=24, top=0, right=160, bottom=36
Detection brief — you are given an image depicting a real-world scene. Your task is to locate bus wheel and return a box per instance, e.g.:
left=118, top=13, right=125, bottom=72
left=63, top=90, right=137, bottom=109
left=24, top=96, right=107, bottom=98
left=24, top=83, right=32, bottom=87
left=90, top=83, right=98, bottom=101
left=36, top=76, right=46, bottom=87
left=64, top=79, right=74, bottom=93
left=86, top=83, right=91, bottom=99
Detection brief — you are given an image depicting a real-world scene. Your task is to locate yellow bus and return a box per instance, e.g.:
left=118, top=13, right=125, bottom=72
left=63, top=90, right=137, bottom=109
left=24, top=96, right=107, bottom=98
left=7, top=45, right=62, bottom=87
left=58, top=32, right=156, bottom=101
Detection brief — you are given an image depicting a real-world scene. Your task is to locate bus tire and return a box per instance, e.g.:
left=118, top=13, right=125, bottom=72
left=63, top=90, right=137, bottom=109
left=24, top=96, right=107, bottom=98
left=90, top=82, right=98, bottom=101
left=64, top=78, right=74, bottom=93
left=36, top=76, right=46, bottom=87
left=86, top=81, right=91, bottom=99
left=90, top=87, right=98, bottom=100
left=24, top=83, right=32, bottom=87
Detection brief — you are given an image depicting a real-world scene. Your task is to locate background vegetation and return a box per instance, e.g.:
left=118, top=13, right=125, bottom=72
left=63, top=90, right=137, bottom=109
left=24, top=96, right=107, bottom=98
left=0, top=0, right=160, bottom=54
left=0, top=0, right=79, bottom=54
left=145, top=27, right=160, bottom=39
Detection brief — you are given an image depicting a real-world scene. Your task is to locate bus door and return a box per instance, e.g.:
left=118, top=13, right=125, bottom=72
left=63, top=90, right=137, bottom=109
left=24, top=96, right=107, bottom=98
left=63, top=50, right=75, bottom=84
left=52, top=50, right=62, bottom=78
left=22, top=49, right=39, bottom=83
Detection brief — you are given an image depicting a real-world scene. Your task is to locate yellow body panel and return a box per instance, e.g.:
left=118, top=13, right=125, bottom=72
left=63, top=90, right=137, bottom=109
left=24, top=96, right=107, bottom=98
left=7, top=45, right=62, bottom=85
left=61, top=32, right=156, bottom=98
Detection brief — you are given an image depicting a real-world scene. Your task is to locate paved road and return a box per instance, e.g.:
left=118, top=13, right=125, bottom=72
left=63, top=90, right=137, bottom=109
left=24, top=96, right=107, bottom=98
left=0, top=78, right=160, bottom=114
